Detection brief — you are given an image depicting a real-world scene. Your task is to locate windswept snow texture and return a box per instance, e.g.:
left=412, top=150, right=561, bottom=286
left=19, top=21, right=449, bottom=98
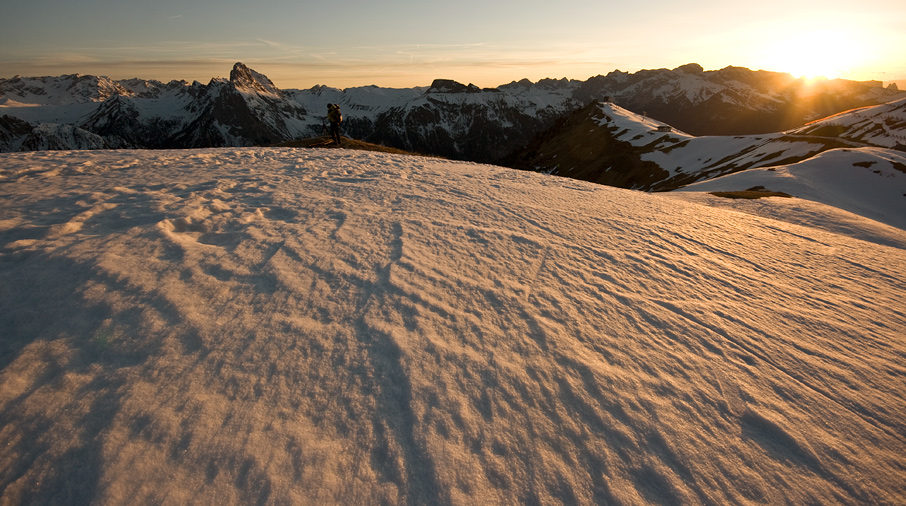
left=1, top=148, right=905, bottom=505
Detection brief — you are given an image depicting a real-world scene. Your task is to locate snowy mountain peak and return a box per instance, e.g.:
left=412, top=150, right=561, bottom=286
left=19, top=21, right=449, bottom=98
left=229, top=62, right=282, bottom=97
left=675, top=62, right=705, bottom=74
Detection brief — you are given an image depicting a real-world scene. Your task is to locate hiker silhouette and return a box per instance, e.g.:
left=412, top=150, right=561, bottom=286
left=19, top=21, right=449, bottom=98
left=327, top=103, right=342, bottom=145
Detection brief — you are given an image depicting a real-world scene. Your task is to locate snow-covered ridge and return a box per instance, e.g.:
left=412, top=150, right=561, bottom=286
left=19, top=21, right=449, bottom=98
left=595, top=101, right=694, bottom=140
left=789, top=97, right=906, bottom=148
left=1, top=148, right=904, bottom=504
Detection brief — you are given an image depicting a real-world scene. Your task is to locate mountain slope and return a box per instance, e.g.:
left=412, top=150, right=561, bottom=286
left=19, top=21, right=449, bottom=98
left=508, top=99, right=906, bottom=191
left=1, top=148, right=905, bottom=505
left=501, top=101, right=674, bottom=189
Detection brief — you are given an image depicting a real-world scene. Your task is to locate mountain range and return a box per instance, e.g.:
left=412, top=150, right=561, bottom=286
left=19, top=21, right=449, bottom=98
left=2, top=62, right=903, bottom=169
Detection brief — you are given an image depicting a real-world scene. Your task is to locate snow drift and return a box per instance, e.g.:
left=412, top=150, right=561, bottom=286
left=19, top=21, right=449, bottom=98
left=1, top=148, right=904, bottom=505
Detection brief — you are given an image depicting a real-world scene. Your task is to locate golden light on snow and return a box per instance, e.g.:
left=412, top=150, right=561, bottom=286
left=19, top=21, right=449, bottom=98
left=1, top=147, right=905, bottom=504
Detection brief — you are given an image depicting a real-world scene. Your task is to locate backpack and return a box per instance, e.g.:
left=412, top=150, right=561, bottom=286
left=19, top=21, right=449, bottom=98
left=328, top=104, right=342, bottom=123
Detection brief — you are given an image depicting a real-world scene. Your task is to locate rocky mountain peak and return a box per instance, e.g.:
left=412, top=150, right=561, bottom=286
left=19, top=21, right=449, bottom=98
left=229, top=62, right=282, bottom=97
left=428, top=79, right=481, bottom=93
left=675, top=63, right=704, bottom=74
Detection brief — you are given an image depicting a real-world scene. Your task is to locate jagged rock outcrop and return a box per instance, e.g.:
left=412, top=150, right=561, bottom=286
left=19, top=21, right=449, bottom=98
left=427, top=79, right=484, bottom=94
left=169, top=76, right=299, bottom=148
left=230, top=62, right=283, bottom=97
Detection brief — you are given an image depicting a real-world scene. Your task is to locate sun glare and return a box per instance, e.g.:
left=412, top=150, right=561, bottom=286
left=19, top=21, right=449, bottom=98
left=761, top=30, right=865, bottom=81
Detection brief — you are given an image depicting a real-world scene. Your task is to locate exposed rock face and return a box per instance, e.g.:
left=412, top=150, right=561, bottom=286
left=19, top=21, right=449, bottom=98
left=229, top=62, right=283, bottom=97
left=427, top=79, right=484, bottom=94
left=80, top=95, right=150, bottom=149
left=168, top=76, right=304, bottom=148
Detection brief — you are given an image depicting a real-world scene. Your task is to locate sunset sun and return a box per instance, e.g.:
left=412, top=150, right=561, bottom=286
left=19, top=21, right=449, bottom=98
left=762, top=30, right=866, bottom=80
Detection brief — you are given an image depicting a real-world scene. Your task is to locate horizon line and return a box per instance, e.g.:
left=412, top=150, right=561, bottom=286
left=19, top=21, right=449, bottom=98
left=1, top=60, right=904, bottom=90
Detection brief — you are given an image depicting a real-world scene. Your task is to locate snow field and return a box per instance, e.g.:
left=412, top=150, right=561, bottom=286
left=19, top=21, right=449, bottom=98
left=678, top=147, right=906, bottom=231
left=1, top=148, right=904, bottom=505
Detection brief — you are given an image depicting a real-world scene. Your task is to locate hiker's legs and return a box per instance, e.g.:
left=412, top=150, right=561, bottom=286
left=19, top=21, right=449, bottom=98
left=330, top=123, right=341, bottom=144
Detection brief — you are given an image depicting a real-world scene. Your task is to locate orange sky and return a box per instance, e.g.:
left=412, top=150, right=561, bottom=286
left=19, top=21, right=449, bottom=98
left=2, top=0, right=904, bottom=89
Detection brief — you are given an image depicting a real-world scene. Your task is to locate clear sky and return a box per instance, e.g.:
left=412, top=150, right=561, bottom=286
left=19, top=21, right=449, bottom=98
left=1, top=0, right=904, bottom=89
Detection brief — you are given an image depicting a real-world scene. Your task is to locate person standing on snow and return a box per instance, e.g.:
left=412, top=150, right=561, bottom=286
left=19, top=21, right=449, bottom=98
left=327, top=103, right=342, bottom=145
